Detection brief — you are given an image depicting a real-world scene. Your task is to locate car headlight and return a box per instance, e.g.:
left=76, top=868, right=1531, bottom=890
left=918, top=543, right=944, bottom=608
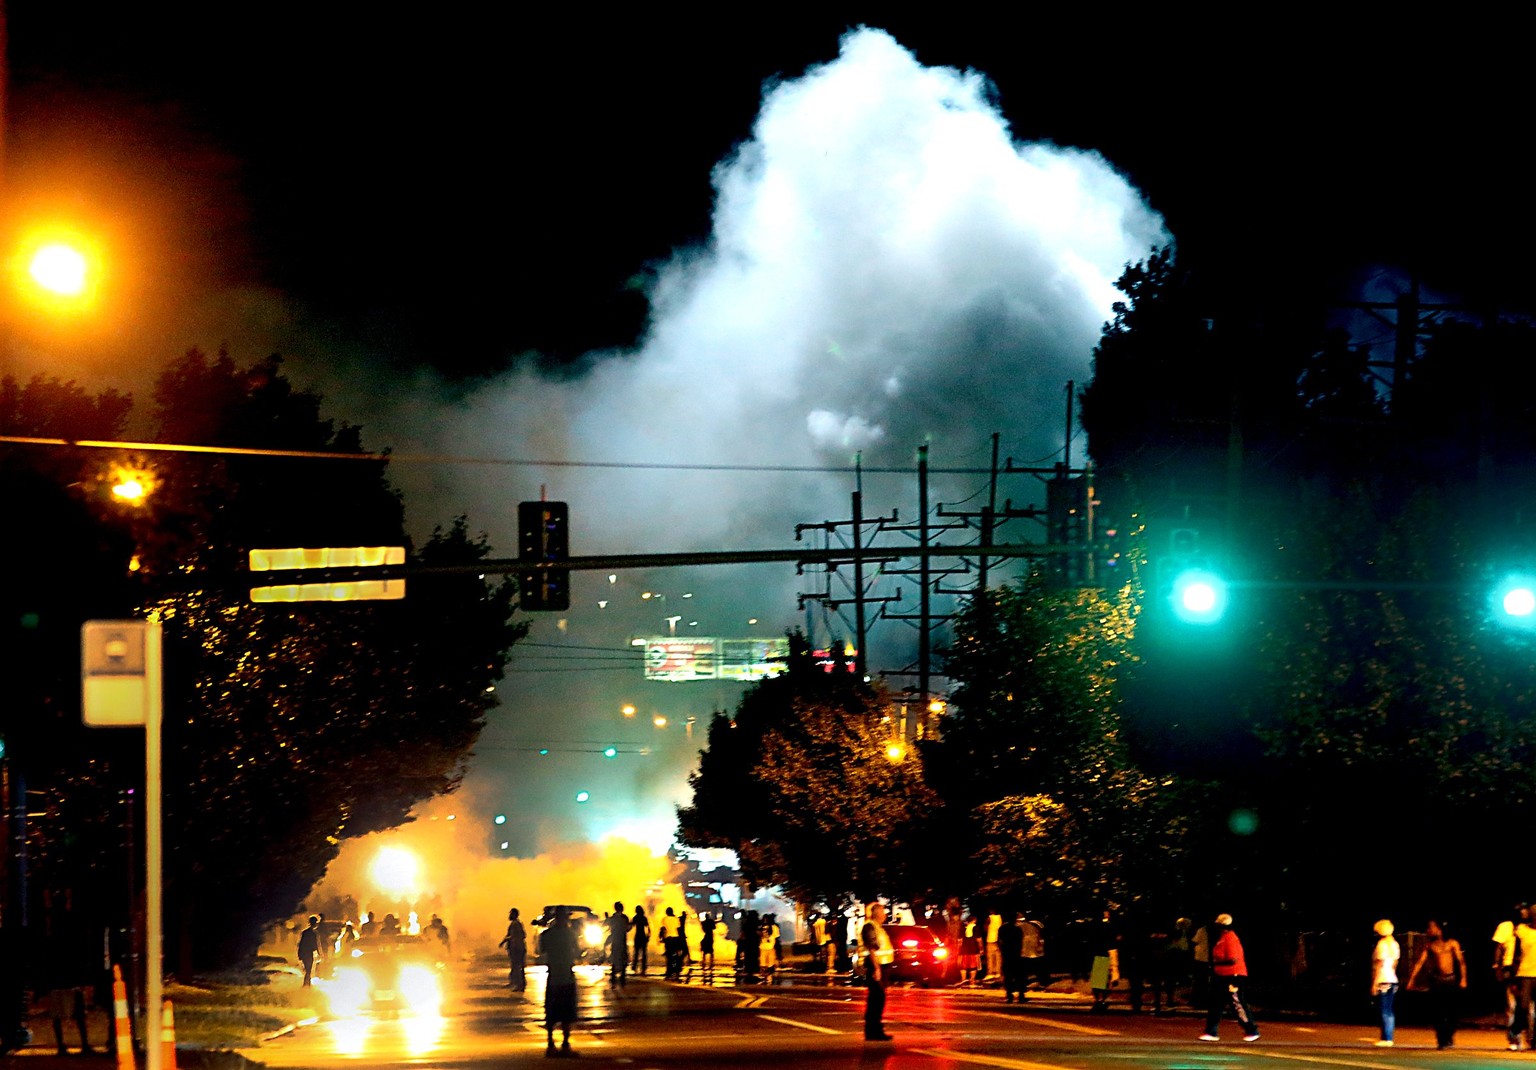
left=324, top=967, right=371, bottom=1019
left=584, top=924, right=604, bottom=946
left=397, top=964, right=442, bottom=1015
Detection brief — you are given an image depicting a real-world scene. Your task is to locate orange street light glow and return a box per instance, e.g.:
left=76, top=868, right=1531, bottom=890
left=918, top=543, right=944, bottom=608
left=29, top=242, right=89, bottom=297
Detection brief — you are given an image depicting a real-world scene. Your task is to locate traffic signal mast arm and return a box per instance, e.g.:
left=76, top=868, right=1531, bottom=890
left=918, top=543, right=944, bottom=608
left=242, top=542, right=1067, bottom=589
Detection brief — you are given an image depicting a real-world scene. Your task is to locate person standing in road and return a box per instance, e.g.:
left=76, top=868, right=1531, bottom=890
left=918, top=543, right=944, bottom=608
left=630, top=905, right=650, bottom=976
left=986, top=910, right=1003, bottom=985
left=1370, top=919, right=1400, bottom=1047
left=1495, top=904, right=1525, bottom=1046
left=1198, top=913, right=1258, bottom=1043
left=541, top=906, right=580, bottom=1057
left=860, top=902, right=895, bottom=1041
left=608, top=902, right=630, bottom=989
left=1020, top=916, right=1047, bottom=992
left=998, top=912, right=1026, bottom=1002
left=1510, top=907, right=1536, bottom=1050
left=1406, top=919, right=1467, bottom=1049
left=699, top=912, right=717, bottom=972
left=499, top=908, right=527, bottom=992
left=297, top=915, right=320, bottom=987
left=657, top=907, right=681, bottom=979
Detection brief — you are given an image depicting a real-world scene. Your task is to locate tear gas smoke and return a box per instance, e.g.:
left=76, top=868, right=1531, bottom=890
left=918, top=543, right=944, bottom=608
left=323, top=27, right=1168, bottom=860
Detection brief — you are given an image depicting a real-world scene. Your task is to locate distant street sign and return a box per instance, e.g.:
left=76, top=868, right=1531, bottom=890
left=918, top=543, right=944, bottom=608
left=248, top=545, right=406, bottom=602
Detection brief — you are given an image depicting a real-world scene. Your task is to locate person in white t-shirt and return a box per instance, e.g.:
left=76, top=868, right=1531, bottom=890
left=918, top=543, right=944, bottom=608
left=1370, top=920, right=1400, bottom=1047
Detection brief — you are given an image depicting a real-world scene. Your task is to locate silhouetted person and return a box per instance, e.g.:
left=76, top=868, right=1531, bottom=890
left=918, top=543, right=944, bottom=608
left=608, top=901, right=630, bottom=988
left=998, top=912, right=1025, bottom=1002
left=700, top=912, right=717, bottom=971
left=499, top=908, right=527, bottom=992
left=298, top=915, right=320, bottom=986
left=631, top=905, right=650, bottom=975
left=739, top=911, right=761, bottom=981
left=541, top=906, right=579, bottom=1056
left=426, top=914, right=451, bottom=954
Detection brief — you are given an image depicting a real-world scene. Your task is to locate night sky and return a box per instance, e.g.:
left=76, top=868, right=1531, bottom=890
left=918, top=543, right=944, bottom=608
left=5, top=9, right=1531, bottom=871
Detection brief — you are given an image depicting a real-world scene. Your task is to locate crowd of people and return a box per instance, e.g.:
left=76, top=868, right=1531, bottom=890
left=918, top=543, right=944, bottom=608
left=285, top=896, right=1536, bottom=1057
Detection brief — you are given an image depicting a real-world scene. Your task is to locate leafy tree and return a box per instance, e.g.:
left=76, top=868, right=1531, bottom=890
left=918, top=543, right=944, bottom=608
left=679, top=633, right=934, bottom=906
left=3, top=354, right=525, bottom=972
left=930, top=567, right=1201, bottom=923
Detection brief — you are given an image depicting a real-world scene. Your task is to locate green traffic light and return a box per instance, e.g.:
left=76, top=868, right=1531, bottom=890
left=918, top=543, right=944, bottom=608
left=494, top=814, right=507, bottom=825
left=1494, top=574, right=1536, bottom=628
left=1171, top=567, right=1229, bottom=625
left=603, top=746, right=617, bottom=758
left=575, top=790, right=590, bottom=803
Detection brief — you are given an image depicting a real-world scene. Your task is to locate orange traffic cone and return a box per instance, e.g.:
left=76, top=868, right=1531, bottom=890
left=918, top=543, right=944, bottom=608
left=111, top=965, right=134, bottom=1070
left=160, top=1001, right=177, bottom=1070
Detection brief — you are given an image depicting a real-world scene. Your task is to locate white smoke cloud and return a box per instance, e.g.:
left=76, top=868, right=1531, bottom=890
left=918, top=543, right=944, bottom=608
left=298, top=26, right=1168, bottom=857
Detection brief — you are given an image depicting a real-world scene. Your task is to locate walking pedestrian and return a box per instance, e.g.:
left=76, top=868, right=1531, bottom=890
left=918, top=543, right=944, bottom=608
left=631, top=905, right=650, bottom=976
left=608, top=901, right=630, bottom=988
left=1370, top=919, right=1400, bottom=1047
left=1406, top=919, right=1466, bottom=1049
left=297, top=915, right=320, bottom=987
left=541, top=906, right=580, bottom=1057
left=861, top=902, right=894, bottom=1041
left=499, top=908, right=527, bottom=991
left=1198, top=913, right=1259, bottom=1042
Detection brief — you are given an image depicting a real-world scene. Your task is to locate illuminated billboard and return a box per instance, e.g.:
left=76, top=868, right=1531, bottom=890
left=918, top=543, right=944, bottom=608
left=640, top=637, right=789, bottom=683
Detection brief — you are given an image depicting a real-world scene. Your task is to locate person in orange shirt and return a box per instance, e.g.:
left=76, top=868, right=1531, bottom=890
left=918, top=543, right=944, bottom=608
left=1198, top=913, right=1258, bottom=1042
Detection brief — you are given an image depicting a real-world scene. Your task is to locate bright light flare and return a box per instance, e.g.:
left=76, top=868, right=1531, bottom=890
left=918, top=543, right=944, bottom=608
left=369, top=846, right=422, bottom=897
left=885, top=741, right=907, bottom=762
left=396, top=964, right=442, bottom=1015
left=1495, top=575, right=1536, bottom=629
left=28, top=242, right=89, bottom=296
left=321, top=968, right=371, bottom=1019
left=1170, top=568, right=1230, bottom=625
left=583, top=923, right=604, bottom=946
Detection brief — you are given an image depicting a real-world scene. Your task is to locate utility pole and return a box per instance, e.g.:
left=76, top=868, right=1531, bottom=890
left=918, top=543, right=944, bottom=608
left=884, top=445, right=969, bottom=702
left=796, top=455, right=900, bottom=677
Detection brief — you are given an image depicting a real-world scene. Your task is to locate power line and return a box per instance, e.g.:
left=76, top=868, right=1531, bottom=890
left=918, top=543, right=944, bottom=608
left=0, top=434, right=1072, bottom=475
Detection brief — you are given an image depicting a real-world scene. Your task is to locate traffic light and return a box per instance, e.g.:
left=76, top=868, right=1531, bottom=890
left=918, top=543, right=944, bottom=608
left=518, top=501, right=570, bottom=611
left=1158, top=526, right=1230, bottom=625
left=1493, top=574, right=1536, bottom=629
left=1170, top=567, right=1230, bottom=625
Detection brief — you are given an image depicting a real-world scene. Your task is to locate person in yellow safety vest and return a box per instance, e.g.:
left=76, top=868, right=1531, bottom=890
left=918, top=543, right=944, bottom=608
left=861, top=903, right=895, bottom=1042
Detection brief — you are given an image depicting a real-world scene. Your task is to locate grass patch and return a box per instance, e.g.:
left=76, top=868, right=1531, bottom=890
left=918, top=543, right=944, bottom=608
left=163, top=960, right=318, bottom=1049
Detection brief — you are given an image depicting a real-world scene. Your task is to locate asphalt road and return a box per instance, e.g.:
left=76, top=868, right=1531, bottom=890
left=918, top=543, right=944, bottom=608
left=237, top=959, right=1526, bottom=1070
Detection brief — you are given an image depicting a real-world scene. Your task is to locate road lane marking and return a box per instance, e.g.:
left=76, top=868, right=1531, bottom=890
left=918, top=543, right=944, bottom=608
left=736, top=994, right=771, bottom=1009
left=911, top=1046, right=1075, bottom=1070
left=1247, top=1050, right=1403, bottom=1070
left=757, top=1014, right=842, bottom=1035
left=956, top=1009, right=1117, bottom=1036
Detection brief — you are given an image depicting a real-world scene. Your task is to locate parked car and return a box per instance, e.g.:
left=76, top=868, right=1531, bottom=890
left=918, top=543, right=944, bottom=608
left=851, top=924, right=954, bottom=986
left=532, top=905, right=608, bottom=963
